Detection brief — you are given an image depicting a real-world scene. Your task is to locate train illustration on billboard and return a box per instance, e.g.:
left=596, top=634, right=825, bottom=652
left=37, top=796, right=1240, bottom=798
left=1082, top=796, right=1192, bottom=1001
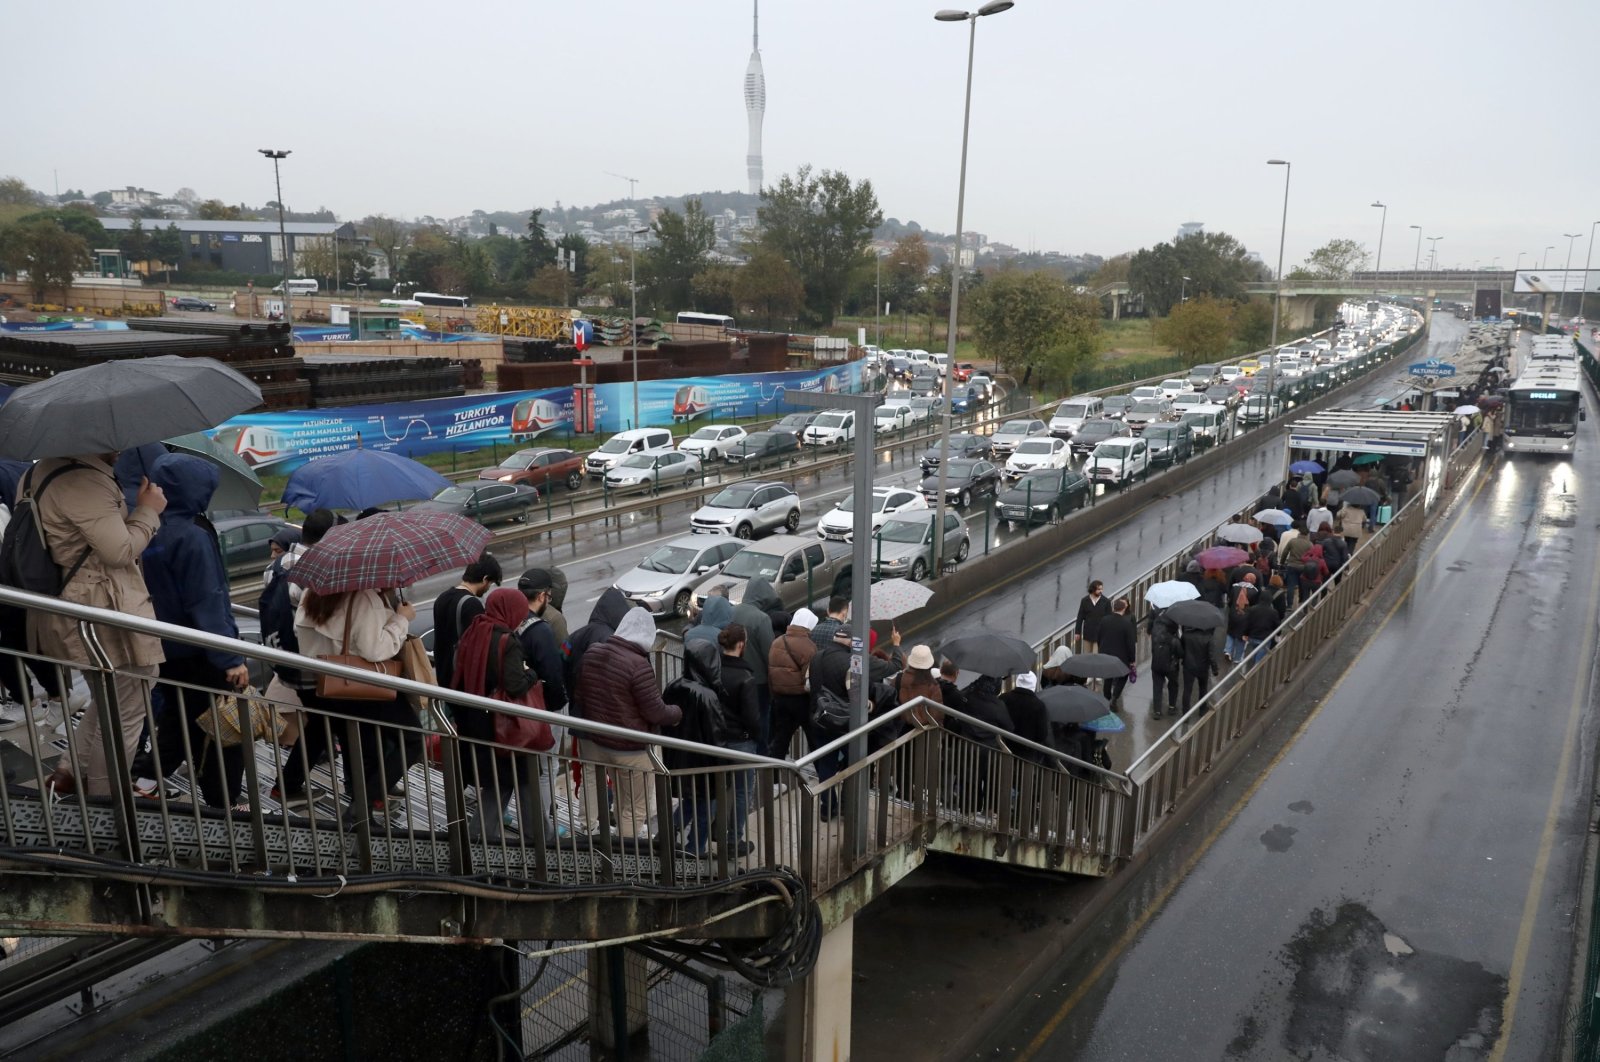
left=511, top=397, right=568, bottom=440
left=673, top=385, right=713, bottom=422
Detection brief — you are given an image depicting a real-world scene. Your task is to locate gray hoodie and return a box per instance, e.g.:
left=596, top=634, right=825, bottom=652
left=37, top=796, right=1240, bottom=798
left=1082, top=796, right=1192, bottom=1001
left=732, top=577, right=782, bottom=686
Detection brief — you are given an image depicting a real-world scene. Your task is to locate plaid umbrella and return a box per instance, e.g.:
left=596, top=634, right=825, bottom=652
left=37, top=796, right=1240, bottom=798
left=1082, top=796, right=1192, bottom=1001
left=286, top=510, right=492, bottom=594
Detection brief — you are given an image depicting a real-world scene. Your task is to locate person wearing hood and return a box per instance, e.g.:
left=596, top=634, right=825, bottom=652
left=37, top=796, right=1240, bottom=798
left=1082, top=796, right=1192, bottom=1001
left=730, top=577, right=780, bottom=749
left=573, top=607, right=681, bottom=838
left=768, top=607, right=818, bottom=758
left=1040, top=645, right=1076, bottom=688
left=684, top=590, right=733, bottom=646
left=660, top=635, right=726, bottom=853
left=139, top=453, right=252, bottom=806
left=1001, top=671, right=1051, bottom=764
left=565, top=586, right=629, bottom=719
left=711, top=623, right=761, bottom=856
left=114, top=444, right=168, bottom=514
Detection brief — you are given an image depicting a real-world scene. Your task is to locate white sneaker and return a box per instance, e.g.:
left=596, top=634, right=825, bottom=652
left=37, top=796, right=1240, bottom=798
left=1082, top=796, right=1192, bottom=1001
left=66, top=688, right=89, bottom=714
left=0, top=700, right=26, bottom=730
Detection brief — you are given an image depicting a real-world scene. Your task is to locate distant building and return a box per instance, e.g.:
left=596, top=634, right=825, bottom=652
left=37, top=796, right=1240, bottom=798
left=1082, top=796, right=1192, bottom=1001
left=98, top=217, right=368, bottom=276
left=1177, top=221, right=1204, bottom=241
left=744, top=0, right=766, bottom=195
left=109, top=186, right=161, bottom=207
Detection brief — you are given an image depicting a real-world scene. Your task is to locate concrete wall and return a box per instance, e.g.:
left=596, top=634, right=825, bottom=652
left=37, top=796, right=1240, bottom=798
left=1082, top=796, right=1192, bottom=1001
left=0, top=280, right=166, bottom=312
left=294, top=338, right=503, bottom=370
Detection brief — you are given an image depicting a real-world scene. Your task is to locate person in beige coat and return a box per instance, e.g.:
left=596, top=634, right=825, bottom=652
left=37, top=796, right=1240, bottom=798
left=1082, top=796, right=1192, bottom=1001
left=28, top=453, right=167, bottom=797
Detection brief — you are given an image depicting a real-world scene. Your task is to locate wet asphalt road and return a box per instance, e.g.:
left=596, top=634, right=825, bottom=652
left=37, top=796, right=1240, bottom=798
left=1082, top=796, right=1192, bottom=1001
left=973, top=330, right=1599, bottom=1060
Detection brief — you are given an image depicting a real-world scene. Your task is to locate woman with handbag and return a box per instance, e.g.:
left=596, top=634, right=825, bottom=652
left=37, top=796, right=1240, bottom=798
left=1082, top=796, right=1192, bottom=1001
left=451, top=587, right=554, bottom=835
left=275, top=587, right=415, bottom=815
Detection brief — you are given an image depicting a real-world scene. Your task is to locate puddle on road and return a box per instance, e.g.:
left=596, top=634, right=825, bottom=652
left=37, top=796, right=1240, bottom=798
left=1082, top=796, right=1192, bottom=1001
left=1260, top=824, right=1298, bottom=852
left=1227, top=900, right=1504, bottom=1059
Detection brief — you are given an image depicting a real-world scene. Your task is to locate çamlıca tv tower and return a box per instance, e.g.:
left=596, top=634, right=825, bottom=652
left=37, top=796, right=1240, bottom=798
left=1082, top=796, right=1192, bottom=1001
left=744, top=0, right=766, bottom=195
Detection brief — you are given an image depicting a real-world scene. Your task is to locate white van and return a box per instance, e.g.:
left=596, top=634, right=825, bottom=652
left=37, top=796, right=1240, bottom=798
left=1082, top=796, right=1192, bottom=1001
left=585, top=427, right=676, bottom=478
left=907, top=349, right=934, bottom=368
left=803, top=409, right=856, bottom=448
left=1049, top=395, right=1104, bottom=439
left=928, top=353, right=949, bottom=377
left=1179, top=404, right=1230, bottom=445
left=273, top=278, right=319, bottom=294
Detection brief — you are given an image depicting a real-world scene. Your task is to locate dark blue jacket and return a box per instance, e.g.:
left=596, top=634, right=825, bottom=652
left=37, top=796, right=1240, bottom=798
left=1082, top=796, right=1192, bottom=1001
left=142, top=453, right=243, bottom=671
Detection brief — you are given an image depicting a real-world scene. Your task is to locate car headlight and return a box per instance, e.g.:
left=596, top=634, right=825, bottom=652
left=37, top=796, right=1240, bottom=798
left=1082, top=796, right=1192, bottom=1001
left=1032, top=502, right=1051, bottom=510
left=637, top=588, right=668, bottom=599
left=497, top=474, right=514, bottom=482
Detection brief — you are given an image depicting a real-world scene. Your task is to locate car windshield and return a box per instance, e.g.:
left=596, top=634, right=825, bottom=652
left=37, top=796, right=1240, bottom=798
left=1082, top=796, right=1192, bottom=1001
left=499, top=454, right=537, bottom=470
left=1057, top=404, right=1087, bottom=419
left=877, top=519, right=930, bottom=544
left=709, top=486, right=758, bottom=508
left=639, top=545, right=699, bottom=574
left=1016, top=471, right=1060, bottom=491
left=998, top=421, right=1032, bottom=434
left=875, top=408, right=899, bottom=420
left=946, top=460, right=980, bottom=476
left=723, top=550, right=781, bottom=581
left=1015, top=440, right=1054, bottom=455
left=619, top=454, right=655, bottom=469
left=434, top=487, right=474, bottom=504
left=1082, top=422, right=1119, bottom=437
left=1103, top=397, right=1130, bottom=412
left=690, top=427, right=722, bottom=440
left=1097, top=444, right=1129, bottom=458
left=1130, top=401, right=1164, bottom=414
left=597, top=438, right=631, bottom=454
left=1145, top=426, right=1176, bottom=440
left=838, top=492, right=888, bottom=514
left=1181, top=413, right=1212, bottom=427
left=1173, top=394, right=1202, bottom=404
left=815, top=414, right=845, bottom=428
left=742, top=433, right=773, bottom=448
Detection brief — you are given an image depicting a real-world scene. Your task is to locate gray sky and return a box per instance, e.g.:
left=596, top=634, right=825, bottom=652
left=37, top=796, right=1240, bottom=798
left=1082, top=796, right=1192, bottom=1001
left=13, top=0, right=1599, bottom=271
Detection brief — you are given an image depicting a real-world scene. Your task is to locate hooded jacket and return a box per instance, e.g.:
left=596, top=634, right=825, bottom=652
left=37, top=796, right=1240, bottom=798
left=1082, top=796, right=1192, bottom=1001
left=1001, top=687, right=1051, bottom=764
left=768, top=622, right=817, bottom=697
left=731, top=577, right=780, bottom=686
left=718, top=652, right=761, bottom=744
left=661, top=639, right=726, bottom=767
left=574, top=608, right=680, bottom=749
left=545, top=566, right=571, bottom=647
left=141, top=454, right=243, bottom=671
left=684, top=594, right=734, bottom=645
left=566, top=586, right=629, bottom=716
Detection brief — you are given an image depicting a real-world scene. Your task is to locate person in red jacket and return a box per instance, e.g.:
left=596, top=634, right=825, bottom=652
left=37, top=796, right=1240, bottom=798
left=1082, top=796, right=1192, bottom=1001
left=572, top=606, right=681, bottom=839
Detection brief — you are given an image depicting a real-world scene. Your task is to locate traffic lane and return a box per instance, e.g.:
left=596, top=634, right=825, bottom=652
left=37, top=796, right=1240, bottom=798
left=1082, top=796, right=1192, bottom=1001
left=989, top=423, right=1600, bottom=1060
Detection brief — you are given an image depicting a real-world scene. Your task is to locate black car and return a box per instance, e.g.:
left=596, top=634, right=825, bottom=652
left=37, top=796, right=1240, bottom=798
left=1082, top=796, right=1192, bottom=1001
left=887, top=356, right=913, bottom=380
left=919, top=458, right=1002, bottom=507
left=727, top=430, right=801, bottom=467
left=1142, top=421, right=1194, bottom=466
left=920, top=432, right=992, bottom=475
left=773, top=412, right=818, bottom=436
left=1204, top=384, right=1241, bottom=409
left=996, top=467, right=1090, bottom=526
left=215, top=512, right=295, bottom=579
left=909, top=373, right=942, bottom=397
left=173, top=296, right=216, bottom=311
left=413, top=482, right=541, bottom=525
left=1070, top=419, right=1132, bottom=457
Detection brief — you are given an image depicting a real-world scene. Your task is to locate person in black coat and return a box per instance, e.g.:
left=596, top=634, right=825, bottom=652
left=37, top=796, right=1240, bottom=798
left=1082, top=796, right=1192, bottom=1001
left=1075, top=581, right=1111, bottom=652
left=1241, top=597, right=1281, bottom=665
left=1148, top=609, right=1181, bottom=721
left=1180, top=625, right=1224, bottom=713
left=1097, top=598, right=1138, bottom=710
left=1000, top=672, right=1051, bottom=765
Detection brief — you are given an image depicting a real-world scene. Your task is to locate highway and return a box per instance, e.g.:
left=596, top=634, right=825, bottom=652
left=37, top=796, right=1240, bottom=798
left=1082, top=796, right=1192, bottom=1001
left=965, top=328, right=1598, bottom=1060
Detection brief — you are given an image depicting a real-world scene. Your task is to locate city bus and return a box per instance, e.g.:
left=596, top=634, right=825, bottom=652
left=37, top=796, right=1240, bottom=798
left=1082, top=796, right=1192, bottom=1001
left=412, top=292, right=471, bottom=309
left=676, top=311, right=734, bottom=331
left=1503, top=360, right=1585, bottom=455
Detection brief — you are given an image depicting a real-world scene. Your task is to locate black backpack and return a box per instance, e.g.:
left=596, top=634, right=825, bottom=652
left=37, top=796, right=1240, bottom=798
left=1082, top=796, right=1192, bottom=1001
left=258, top=557, right=307, bottom=687
left=0, top=462, right=93, bottom=596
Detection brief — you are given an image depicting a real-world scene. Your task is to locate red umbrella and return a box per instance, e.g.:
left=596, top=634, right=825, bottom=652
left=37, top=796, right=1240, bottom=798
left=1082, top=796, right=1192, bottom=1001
left=1195, top=545, right=1249, bottom=569
left=286, top=511, right=492, bottom=594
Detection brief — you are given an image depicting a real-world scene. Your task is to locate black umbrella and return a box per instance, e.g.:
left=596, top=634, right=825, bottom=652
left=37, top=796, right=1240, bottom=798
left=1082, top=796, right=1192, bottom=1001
left=1327, top=469, right=1361, bottom=489
left=1164, top=600, right=1225, bottom=630
left=1340, top=485, right=1381, bottom=507
left=938, top=631, right=1037, bottom=677
left=1039, top=685, right=1110, bottom=725
left=0, top=356, right=261, bottom=460
left=1056, top=652, right=1131, bottom=680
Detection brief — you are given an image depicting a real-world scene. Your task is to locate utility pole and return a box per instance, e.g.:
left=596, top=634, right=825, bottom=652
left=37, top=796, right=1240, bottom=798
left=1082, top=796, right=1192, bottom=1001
left=259, top=149, right=292, bottom=323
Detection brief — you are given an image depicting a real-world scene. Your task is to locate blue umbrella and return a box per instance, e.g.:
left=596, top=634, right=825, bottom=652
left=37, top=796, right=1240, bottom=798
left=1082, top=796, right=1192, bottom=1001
left=1288, top=460, right=1324, bottom=474
left=1081, top=712, right=1127, bottom=733
left=281, top=449, right=451, bottom=514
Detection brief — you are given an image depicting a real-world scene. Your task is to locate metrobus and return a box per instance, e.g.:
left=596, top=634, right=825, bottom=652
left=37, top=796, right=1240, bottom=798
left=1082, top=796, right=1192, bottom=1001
left=1503, top=360, right=1585, bottom=455
left=413, top=292, right=471, bottom=309
left=378, top=298, right=425, bottom=310
left=676, top=311, right=734, bottom=331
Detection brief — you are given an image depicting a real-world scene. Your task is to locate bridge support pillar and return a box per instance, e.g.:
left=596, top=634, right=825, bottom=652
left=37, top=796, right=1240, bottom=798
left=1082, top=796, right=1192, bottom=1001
left=589, top=945, right=651, bottom=1057
left=785, top=914, right=854, bottom=1061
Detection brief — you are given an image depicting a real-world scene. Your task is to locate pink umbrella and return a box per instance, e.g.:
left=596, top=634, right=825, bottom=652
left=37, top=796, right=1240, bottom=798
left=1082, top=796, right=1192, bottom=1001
left=1195, top=545, right=1249, bottom=569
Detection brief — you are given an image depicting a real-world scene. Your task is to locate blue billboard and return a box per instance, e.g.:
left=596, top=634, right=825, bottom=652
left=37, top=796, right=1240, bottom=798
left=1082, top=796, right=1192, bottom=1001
left=207, top=361, right=864, bottom=474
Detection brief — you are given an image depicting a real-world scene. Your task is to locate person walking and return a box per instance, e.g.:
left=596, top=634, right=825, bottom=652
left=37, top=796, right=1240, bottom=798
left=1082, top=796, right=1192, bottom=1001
left=1097, top=598, right=1138, bottom=710
left=1075, top=580, right=1111, bottom=653
left=565, top=587, right=629, bottom=719
left=432, top=552, right=501, bottom=692
left=1000, top=672, right=1050, bottom=763
left=513, top=568, right=571, bottom=838
left=1179, top=623, right=1223, bottom=713
left=1148, top=609, right=1181, bottom=721
left=767, top=607, right=818, bottom=758
left=810, top=595, right=850, bottom=649
left=1337, top=502, right=1364, bottom=555
left=896, top=645, right=943, bottom=728
left=711, top=623, right=761, bottom=856
left=572, top=607, right=682, bottom=839
left=30, top=452, right=166, bottom=799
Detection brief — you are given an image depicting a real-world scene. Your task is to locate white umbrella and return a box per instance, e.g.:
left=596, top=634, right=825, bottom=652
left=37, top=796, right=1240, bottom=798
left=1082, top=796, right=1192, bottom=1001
left=1217, top=522, right=1264, bottom=545
left=1254, top=508, right=1292, bottom=526
left=1146, top=580, right=1200, bottom=609
left=1453, top=404, right=1481, bottom=416
left=869, top=578, right=934, bottom=620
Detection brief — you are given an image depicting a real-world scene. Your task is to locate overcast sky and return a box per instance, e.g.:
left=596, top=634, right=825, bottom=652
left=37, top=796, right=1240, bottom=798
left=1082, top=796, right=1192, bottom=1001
left=12, top=0, right=1598, bottom=271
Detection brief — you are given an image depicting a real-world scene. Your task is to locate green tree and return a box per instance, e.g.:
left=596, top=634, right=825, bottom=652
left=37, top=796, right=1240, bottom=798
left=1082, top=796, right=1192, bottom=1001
left=690, top=263, right=738, bottom=316
left=479, top=233, right=523, bottom=293
left=753, top=165, right=882, bottom=325
left=1233, top=298, right=1274, bottom=350
left=0, top=219, right=91, bottom=301
left=1090, top=254, right=1131, bottom=288
left=1128, top=231, right=1264, bottom=315
left=17, top=207, right=107, bottom=250
left=968, top=269, right=1101, bottom=386
left=583, top=241, right=633, bottom=309
left=733, top=247, right=804, bottom=328
left=1153, top=296, right=1236, bottom=361
left=118, top=217, right=150, bottom=269
left=197, top=199, right=244, bottom=221
left=360, top=214, right=411, bottom=282
left=643, top=198, right=715, bottom=312
left=1301, top=238, right=1369, bottom=279
left=0, top=177, right=36, bottom=207
left=150, top=223, right=184, bottom=282
left=527, top=264, right=572, bottom=306
left=884, top=232, right=930, bottom=319
left=520, top=209, right=558, bottom=278
left=555, top=232, right=591, bottom=289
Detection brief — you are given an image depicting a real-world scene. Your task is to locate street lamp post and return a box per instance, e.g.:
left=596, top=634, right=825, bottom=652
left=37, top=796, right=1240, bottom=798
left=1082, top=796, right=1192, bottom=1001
left=1543, top=245, right=1555, bottom=269
left=1560, top=232, right=1581, bottom=320
left=1266, top=159, right=1291, bottom=407
left=629, top=227, right=648, bottom=428
left=1408, top=224, right=1422, bottom=283
left=1427, top=236, right=1442, bottom=272
left=875, top=250, right=883, bottom=349
left=1580, top=221, right=1599, bottom=322
left=932, top=0, right=1013, bottom=565
left=258, top=149, right=291, bottom=323
left=1180, top=275, right=1190, bottom=303
left=1370, top=201, right=1387, bottom=325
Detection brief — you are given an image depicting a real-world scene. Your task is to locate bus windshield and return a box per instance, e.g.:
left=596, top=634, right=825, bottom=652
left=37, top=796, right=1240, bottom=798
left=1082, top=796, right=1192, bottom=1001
left=1509, top=390, right=1580, bottom=432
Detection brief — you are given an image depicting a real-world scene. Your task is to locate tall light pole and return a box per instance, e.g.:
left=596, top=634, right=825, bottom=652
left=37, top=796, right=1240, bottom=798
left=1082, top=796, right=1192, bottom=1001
left=1409, top=224, right=1422, bottom=282
left=932, top=0, right=1013, bottom=565
left=1180, top=275, right=1190, bottom=303
left=1560, top=232, right=1581, bottom=320
left=1580, top=221, right=1598, bottom=322
left=1427, top=236, right=1442, bottom=272
left=1266, top=159, right=1291, bottom=409
left=1542, top=245, right=1555, bottom=269
left=258, top=149, right=291, bottom=323
left=875, top=249, right=883, bottom=348
left=628, top=226, right=648, bottom=428
left=1370, top=201, right=1387, bottom=323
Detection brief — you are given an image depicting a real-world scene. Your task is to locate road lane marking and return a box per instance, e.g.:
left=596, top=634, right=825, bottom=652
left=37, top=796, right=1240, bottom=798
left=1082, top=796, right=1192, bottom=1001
left=1016, top=465, right=1492, bottom=1060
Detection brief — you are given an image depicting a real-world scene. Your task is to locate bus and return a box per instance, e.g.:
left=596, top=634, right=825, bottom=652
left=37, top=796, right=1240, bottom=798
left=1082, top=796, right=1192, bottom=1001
left=273, top=279, right=319, bottom=294
left=378, top=298, right=425, bottom=310
left=1503, top=360, right=1585, bottom=455
left=676, top=311, right=734, bottom=331
left=413, top=292, right=471, bottom=309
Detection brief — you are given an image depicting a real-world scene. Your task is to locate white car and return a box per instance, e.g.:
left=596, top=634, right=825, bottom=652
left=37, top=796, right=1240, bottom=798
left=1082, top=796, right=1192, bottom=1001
left=902, top=400, right=933, bottom=426
left=1170, top=392, right=1208, bottom=412
left=603, top=449, right=702, bottom=492
left=804, top=410, right=856, bottom=448
left=1156, top=378, right=1189, bottom=401
left=1004, top=437, right=1070, bottom=479
left=678, top=424, right=747, bottom=462
left=1130, top=385, right=1163, bottom=402
left=1218, top=365, right=1243, bottom=383
left=969, top=373, right=994, bottom=397
left=874, top=405, right=915, bottom=433
left=1312, top=339, right=1332, bottom=352
left=1085, top=438, right=1150, bottom=486
left=816, top=486, right=927, bottom=541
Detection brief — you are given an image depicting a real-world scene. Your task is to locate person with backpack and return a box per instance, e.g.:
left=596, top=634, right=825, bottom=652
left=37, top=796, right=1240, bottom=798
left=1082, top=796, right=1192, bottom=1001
left=1148, top=609, right=1181, bottom=721
left=432, top=552, right=501, bottom=692
left=767, top=607, right=818, bottom=759
left=23, top=452, right=167, bottom=799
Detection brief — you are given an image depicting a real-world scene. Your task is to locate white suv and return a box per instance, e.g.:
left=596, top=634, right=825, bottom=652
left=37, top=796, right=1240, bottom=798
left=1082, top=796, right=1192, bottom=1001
left=803, top=410, right=856, bottom=448
left=1085, top=438, right=1150, bottom=486
left=678, top=424, right=747, bottom=462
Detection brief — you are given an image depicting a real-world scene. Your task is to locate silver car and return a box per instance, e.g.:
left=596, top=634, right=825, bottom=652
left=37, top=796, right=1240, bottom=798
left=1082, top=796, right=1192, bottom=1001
left=603, top=449, right=702, bottom=493
left=613, top=534, right=746, bottom=617
left=869, top=509, right=970, bottom=583
left=990, top=418, right=1048, bottom=458
left=690, top=481, right=802, bottom=538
